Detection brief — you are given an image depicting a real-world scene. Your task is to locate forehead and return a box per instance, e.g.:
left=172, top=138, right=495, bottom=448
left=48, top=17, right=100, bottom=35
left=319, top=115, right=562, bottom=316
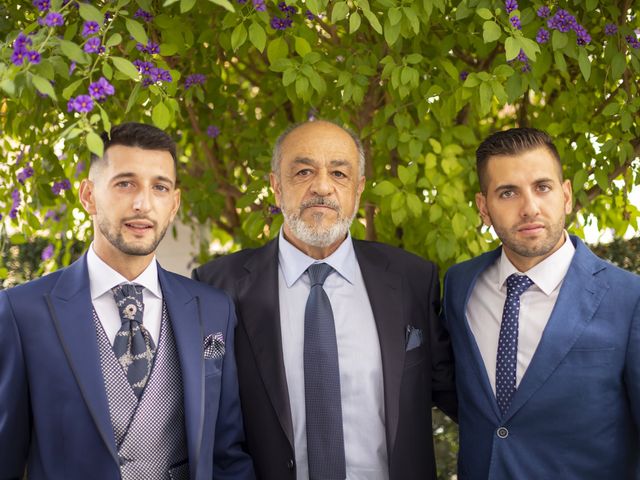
left=98, top=145, right=176, bottom=180
left=485, top=146, right=562, bottom=185
left=280, top=122, right=359, bottom=166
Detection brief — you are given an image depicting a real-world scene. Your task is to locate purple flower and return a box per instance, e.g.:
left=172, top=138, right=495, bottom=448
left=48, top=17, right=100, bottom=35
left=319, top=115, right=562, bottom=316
left=516, top=49, right=528, bottom=63
left=184, top=73, right=206, bottom=89
left=536, top=27, right=550, bottom=44
left=68, top=95, right=94, bottom=113
left=88, top=77, right=115, bottom=100
left=148, top=67, right=172, bottom=83
left=536, top=6, right=550, bottom=18
left=41, top=244, right=54, bottom=261
left=136, top=41, right=160, bottom=54
left=459, top=70, right=469, bottom=81
left=104, top=12, right=112, bottom=23
left=253, top=0, right=266, bottom=11
left=69, top=61, right=76, bottom=75
left=33, top=0, right=50, bottom=12
left=11, top=49, right=26, bottom=66
left=43, top=12, right=64, bottom=27
left=17, top=165, right=34, bottom=184
left=268, top=205, right=281, bottom=215
left=133, top=8, right=153, bottom=22
left=305, top=9, right=315, bottom=20
left=133, top=59, right=154, bottom=75
left=510, top=16, right=521, bottom=30
left=207, top=125, right=220, bottom=138
left=10, top=188, right=20, bottom=219
left=627, top=35, right=640, bottom=49
left=575, top=25, right=591, bottom=45
left=81, top=21, right=100, bottom=37
left=26, top=50, right=41, bottom=64
left=278, top=1, right=297, bottom=16
left=141, top=77, right=154, bottom=87
left=83, top=37, right=102, bottom=53
left=605, top=23, right=618, bottom=36
left=14, top=33, right=32, bottom=50
left=505, top=0, right=518, bottom=14
left=237, top=0, right=248, bottom=3
left=547, top=9, right=577, bottom=33
left=270, top=16, right=293, bottom=30
left=52, top=179, right=72, bottom=195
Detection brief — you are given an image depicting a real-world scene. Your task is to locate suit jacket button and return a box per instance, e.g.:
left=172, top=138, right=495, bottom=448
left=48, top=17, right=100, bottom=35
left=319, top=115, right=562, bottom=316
left=287, top=459, right=295, bottom=470
left=497, top=427, right=509, bottom=438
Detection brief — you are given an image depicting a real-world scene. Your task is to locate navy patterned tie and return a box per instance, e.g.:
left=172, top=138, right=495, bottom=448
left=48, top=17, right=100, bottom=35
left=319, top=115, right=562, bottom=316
left=304, top=263, right=346, bottom=480
left=112, top=284, right=156, bottom=399
left=496, top=274, right=533, bottom=416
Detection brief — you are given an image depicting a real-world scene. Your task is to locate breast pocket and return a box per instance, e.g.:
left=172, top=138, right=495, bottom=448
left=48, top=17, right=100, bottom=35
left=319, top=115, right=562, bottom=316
left=205, top=356, right=223, bottom=377
left=562, top=347, right=615, bottom=367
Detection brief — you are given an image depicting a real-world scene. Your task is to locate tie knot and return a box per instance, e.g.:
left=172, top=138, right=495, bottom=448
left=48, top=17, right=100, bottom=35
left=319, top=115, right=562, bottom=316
left=506, top=274, right=533, bottom=298
left=307, top=263, right=333, bottom=287
left=112, top=283, right=144, bottom=324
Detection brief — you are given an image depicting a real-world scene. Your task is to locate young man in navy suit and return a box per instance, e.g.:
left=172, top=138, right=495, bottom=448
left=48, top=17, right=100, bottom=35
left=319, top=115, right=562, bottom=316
left=443, top=127, right=640, bottom=479
left=0, top=122, right=254, bottom=480
left=193, top=120, right=457, bottom=480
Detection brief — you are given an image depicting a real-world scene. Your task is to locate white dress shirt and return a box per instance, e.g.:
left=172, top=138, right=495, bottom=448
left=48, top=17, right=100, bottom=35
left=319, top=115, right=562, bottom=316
left=87, top=244, right=163, bottom=346
left=466, top=233, right=575, bottom=393
left=278, top=230, right=389, bottom=480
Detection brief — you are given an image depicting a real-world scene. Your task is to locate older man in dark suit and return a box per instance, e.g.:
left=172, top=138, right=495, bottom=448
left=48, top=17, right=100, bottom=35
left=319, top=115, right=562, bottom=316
left=193, top=120, right=456, bottom=480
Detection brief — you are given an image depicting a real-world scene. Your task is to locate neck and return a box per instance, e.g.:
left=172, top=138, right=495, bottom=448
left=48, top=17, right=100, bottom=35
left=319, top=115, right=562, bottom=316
left=91, top=241, right=154, bottom=281
left=282, top=226, right=346, bottom=260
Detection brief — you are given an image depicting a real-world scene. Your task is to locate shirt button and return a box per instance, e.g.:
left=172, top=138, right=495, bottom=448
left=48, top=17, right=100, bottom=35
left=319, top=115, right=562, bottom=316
left=497, top=427, right=509, bottom=438
left=287, top=459, right=295, bottom=470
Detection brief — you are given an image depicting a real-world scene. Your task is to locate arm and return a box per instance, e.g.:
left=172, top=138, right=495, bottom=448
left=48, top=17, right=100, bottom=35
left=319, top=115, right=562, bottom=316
left=429, top=268, right=458, bottom=421
left=212, top=294, right=255, bottom=480
left=0, top=290, right=30, bottom=479
left=624, top=295, right=640, bottom=432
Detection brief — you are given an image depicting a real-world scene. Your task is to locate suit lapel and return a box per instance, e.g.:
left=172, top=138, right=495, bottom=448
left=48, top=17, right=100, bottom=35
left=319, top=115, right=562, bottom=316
left=158, top=267, right=203, bottom=479
left=47, top=255, right=119, bottom=465
left=506, top=239, right=608, bottom=419
left=353, top=241, right=404, bottom=456
left=236, top=239, right=295, bottom=447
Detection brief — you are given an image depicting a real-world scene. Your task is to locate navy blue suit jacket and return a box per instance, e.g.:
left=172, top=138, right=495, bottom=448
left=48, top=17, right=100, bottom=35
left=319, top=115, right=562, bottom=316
left=0, top=255, right=254, bottom=480
left=443, top=236, right=640, bottom=479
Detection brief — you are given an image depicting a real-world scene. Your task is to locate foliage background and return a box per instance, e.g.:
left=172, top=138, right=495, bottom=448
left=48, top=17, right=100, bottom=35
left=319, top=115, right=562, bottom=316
left=2, top=0, right=640, bottom=477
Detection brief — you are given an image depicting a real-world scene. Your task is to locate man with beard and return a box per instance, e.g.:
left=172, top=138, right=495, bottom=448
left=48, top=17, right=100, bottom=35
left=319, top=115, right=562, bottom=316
left=442, top=127, right=640, bottom=479
left=0, top=123, right=254, bottom=480
left=192, top=120, right=457, bottom=480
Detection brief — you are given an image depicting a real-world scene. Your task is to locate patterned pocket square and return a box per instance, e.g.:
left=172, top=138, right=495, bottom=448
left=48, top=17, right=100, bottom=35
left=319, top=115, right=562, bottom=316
left=203, top=332, right=225, bottom=360
left=405, top=326, right=423, bottom=351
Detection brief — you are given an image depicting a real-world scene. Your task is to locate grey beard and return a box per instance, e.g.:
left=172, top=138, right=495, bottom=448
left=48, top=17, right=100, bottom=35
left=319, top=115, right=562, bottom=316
left=281, top=200, right=357, bottom=248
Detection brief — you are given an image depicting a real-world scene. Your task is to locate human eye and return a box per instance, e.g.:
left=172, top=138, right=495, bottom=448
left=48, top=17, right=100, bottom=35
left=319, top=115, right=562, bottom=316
left=537, top=183, right=551, bottom=192
left=499, top=190, right=515, bottom=199
left=115, top=180, right=133, bottom=188
left=295, top=168, right=313, bottom=177
left=332, top=170, right=347, bottom=179
left=154, top=184, right=170, bottom=192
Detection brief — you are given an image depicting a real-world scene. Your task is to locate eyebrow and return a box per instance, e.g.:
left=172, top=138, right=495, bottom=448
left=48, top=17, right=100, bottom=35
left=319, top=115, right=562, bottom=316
left=493, top=177, right=556, bottom=193
left=291, top=157, right=352, bottom=169
left=110, top=172, right=175, bottom=187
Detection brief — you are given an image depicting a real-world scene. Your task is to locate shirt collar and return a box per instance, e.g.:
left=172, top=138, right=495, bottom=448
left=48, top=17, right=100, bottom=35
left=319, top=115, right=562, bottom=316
left=277, top=229, right=357, bottom=287
left=497, top=230, right=575, bottom=296
left=86, top=243, right=162, bottom=300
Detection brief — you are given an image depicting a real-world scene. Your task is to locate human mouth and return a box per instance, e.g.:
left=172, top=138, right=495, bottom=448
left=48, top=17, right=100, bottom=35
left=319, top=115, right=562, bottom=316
left=123, top=218, right=155, bottom=234
left=517, top=223, right=545, bottom=235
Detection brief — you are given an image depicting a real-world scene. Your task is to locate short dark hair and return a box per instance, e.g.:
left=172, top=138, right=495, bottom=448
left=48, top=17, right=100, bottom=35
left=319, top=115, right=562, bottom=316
left=90, top=122, right=177, bottom=175
left=475, top=127, right=562, bottom=193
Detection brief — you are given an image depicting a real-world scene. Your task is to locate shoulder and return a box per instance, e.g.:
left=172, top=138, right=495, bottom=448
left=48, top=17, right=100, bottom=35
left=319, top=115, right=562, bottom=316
left=353, top=239, right=436, bottom=273
left=163, top=269, right=232, bottom=304
left=2, top=268, right=65, bottom=300
left=193, top=240, right=276, bottom=283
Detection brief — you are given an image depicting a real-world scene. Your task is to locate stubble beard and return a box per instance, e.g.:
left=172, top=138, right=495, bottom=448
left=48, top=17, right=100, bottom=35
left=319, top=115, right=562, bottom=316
left=281, top=196, right=357, bottom=248
left=492, top=214, right=566, bottom=259
left=97, top=215, right=168, bottom=256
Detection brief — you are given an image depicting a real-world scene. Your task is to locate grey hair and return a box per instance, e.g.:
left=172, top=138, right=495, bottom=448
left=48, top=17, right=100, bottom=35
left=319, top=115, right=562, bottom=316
left=271, top=120, right=366, bottom=177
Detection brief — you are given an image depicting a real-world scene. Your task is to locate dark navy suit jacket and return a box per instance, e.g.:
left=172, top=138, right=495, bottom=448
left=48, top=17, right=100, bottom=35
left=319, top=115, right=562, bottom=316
left=0, top=255, right=255, bottom=480
left=443, top=236, right=640, bottom=479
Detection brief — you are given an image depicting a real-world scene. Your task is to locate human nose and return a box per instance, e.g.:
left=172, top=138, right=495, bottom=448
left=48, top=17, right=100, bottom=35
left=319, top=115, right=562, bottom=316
left=132, top=187, right=152, bottom=213
left=310, top=169, right=332, bottom=196
left=520, top=191, right=540, bottom=218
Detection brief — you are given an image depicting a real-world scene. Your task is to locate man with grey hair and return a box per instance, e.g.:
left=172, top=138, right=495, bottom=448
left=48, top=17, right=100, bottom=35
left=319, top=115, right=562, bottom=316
left=193, top=120, right=457, bottom=480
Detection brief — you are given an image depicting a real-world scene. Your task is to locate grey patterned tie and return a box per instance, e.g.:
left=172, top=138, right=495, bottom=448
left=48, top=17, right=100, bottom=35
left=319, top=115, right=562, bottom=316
left=112, top=284, right=156, bottom=399
left=496, top=274, right=533, bottom=416
left=304, top=263, right=346, bottom=480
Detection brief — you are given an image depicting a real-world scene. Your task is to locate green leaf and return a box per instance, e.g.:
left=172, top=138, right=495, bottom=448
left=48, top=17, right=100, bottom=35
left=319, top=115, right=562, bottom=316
left=111, top=56, right=140, bottom=80
left=371, top=180, right=396, bottom=196
left=86, top=131, right=104, bottom=157
left=403, top=7, right=419, bottom=34
left=306, top=0, right=321, bottom=15
left=519, top=37, right=540, bottom=61
left=10, top=234, right=26, bottom=245
left=504, top=36, right=519, bottom=61
left=231, top=23, right=247, bottom=51
left=105, top=33, right=123, bottom=47
left=152, top=101, right=171, bottom=129
left=552, top=30, right=567, bottom=50
left=479, top=81, right=492, bottom=115
left=349, top=11, right=362, bottom=33
left=180, top=0, right=196, bottom=12
left=31, top=74, right=57, bottom=100
left=429, top=203, right=442, bottom=222
left=406, top=193, right=423, bottom=217
left=384, top=19, right=401, bottom=46
left=440, top=59, right=458, bottom=80
left=611, top=52, right=626, bottom=81
left=451, top=212, right=466, bottom=236
left=578, top=48, right=591, bottom=81
left=125, top=18, right=148, bottom=45
left=62, top=79, right=83, bottom=99
left=59, top=40, right=89, bottom=64
left=476, top=7, right=492, bottom=20
left=405, top=53, right=422, bottom=64
left=98, top=104, right=111, bottom=133
left=160, top=43, right=179, bottom=56
left=388, top=7, right=402, bottom=25
left=363, top=9, right=383, bottom=34
left=0, top=79, right=15, bottom=96
left=331, top=1, right=349, bottom=23
left=295, top=36, right=312, bottom=56
left=249, top=22, right=266, bottom=52
left=601, top=102, right=619, bottom=116
left=125, top=83, right=141, bottom=114
left=594, top=169, right=609, bottom=191
left=207, top=0, right=235, bottom=12
left=295, top=75, right=310, bottom=99
left=282, top=68, right=297, bottom=86
left=398, top=165, right=416, bottom=185
left=267, top=38, right=289, bottom=64
left=78, top=3, right=103, bottom=23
